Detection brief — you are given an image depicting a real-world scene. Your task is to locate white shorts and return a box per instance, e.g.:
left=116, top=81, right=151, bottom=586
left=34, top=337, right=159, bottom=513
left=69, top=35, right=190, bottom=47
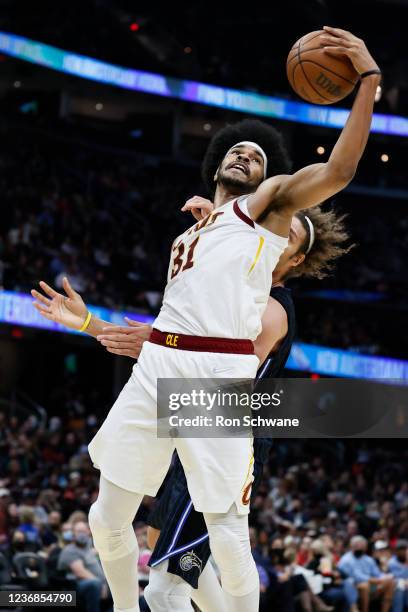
left=88, top=341, right=259, bottom=514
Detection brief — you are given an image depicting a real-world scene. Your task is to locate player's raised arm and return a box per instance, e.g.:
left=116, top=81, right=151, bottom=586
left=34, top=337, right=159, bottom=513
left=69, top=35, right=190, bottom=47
left=248, top=28, right=381, bottom=233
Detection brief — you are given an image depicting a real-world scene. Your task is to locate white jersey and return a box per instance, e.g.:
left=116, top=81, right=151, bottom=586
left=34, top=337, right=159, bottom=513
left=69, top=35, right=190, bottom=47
left=153, top=196, right=289, bottom=341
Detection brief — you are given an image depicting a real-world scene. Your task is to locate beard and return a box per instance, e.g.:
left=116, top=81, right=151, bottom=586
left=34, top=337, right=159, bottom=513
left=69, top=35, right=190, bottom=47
left=218, top=168, right=257, bottom=193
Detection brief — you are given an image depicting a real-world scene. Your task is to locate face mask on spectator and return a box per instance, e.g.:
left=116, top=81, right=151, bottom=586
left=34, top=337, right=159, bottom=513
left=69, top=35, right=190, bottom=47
left=62, top=530, right=73, bottom=542
left=353, top=550, right=364, bottom=558
left=75, top=533, right=89, bottom=547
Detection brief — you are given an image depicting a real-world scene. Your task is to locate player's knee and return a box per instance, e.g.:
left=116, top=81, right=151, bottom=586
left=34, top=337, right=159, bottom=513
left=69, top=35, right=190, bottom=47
left=207, top=523, right=257, bottom=596
left=207, top=519, right=249, bottom=567
left=143, top=582, right=171, bottom=611
left=88, top=501, right=137, bottom=562
left=143, top=582, right=165, bottom=610
left=144, top=581, right=192, bottom=612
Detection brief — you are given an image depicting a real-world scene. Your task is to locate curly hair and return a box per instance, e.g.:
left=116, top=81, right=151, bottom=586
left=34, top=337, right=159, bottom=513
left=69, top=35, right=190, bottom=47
left=287, top=204, right=355, bottom=280
left=201, top=119, right=292, bottom=196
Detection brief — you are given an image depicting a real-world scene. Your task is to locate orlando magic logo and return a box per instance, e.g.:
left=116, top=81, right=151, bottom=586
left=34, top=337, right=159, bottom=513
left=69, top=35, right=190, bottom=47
left=179, top=551, right=202, bottom=572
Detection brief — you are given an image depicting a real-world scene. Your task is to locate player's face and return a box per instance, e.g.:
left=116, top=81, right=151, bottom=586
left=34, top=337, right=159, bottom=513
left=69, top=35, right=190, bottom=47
left=273, top=216, right=307, bottom=279
left=217, top=145, right=265, bottom=192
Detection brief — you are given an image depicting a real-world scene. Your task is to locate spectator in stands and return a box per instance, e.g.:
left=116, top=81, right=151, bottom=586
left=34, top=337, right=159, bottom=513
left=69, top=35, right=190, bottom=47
left=57, top=520, right=110, bottom=612
left=61, top=522, right=74, bottom=544
left=374, top=540, right=392, bottom=573
left=337, top=535, right=396, bottom=612
left=0, top=488, right=11, bottom=546
left=307, top=538, right=359, bottom=612
left=282, top=547, right=334, bottom=612
left=8, top=529, right=30, bottom=559
left=17, top=506, right=41, bottom=551
left=297, top=536, right=314, bottom=566
left=2, top=405, right=408, bottom=610
left=388, top=540, right=408, bottom=612
left=40, top=510, right=62, bottom=548
left=259, top=542, right=296, bottom=612
left=135, top=523, right=151, bottom=584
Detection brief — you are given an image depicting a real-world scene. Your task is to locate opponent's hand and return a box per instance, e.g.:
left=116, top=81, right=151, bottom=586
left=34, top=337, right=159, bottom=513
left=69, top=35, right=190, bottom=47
left=31, top=277, right=88, bottom=330
left=181, top=196, right=214, bottom=221
left=321, top=26, right=380, bottom=75
left=96, top=318, right=152, bottom=358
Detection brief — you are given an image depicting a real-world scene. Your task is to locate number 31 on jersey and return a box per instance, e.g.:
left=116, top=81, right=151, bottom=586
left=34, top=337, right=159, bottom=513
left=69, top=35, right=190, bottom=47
left=170, top=210, right=224, bottom=279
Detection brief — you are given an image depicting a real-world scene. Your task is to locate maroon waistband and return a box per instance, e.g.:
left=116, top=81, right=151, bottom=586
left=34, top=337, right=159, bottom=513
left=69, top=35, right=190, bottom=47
left=150, top=328, right=254, bottom=355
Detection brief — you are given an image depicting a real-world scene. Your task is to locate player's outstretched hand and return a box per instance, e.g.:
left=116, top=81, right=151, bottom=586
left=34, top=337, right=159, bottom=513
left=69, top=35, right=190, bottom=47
left=321, top=26, right=380, bottom=75
left=31, top=277, right=88, bottom=330
left=181, top=196, right=214, bottom=221
left=96, top=318, right=152, bottom=359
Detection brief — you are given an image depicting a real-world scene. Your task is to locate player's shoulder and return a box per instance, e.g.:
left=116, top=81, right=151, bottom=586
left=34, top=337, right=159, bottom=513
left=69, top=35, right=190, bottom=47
left=265, top=295, right=288, bottom=334
left=270, top=285, right=294, bottom=308
left=267, top=295, right=288, bottom=318
left=254, top=296, right=288, bottom=363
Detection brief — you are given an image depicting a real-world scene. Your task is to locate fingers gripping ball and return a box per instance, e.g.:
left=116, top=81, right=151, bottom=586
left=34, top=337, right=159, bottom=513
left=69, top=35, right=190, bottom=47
left=286, top=30, right=359, bottom=104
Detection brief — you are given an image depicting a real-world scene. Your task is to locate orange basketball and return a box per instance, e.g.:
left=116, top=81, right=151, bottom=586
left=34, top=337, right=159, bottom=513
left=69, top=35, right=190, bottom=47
left=286, top=30, right=359, bottom=105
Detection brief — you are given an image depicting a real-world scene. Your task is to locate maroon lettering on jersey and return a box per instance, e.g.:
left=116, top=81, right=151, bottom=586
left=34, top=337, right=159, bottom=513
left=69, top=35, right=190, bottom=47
left=186, top=210, right=225, bottom=235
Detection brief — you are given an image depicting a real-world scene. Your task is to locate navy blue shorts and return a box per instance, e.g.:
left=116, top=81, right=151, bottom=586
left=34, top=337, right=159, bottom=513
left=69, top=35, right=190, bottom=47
left=147, top=438, right=272, bottom=588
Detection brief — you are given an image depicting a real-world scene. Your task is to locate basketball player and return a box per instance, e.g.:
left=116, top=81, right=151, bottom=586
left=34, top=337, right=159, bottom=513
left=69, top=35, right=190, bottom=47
left=32, top=27, right=380, bottom=612
left=96, top=199, right=351, bottom=612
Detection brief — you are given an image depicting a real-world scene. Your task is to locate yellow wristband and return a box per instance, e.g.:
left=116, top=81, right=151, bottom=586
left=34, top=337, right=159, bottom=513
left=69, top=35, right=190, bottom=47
left=79, top=311, right=92, bottom=333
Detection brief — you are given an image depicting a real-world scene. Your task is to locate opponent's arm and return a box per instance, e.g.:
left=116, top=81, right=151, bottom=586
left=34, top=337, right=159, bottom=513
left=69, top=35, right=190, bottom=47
left=248, top=28, right=381, bottom=235
left=253, top=297, right=288, bottom=365
left=32, top=277, right=111, bottom=338
left=181, top=195, right=214, bottom=218
left=96, top=320, right=152, bottom=358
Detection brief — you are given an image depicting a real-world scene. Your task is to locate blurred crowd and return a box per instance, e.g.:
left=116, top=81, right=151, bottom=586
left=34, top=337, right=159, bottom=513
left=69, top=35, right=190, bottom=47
left=0, top=401, right=154, bottom=611
left=0, top=122, right=407, bottom=358
left=0, top=123, right=200, bottom=314
left=1, top=404, right=408, bottom=612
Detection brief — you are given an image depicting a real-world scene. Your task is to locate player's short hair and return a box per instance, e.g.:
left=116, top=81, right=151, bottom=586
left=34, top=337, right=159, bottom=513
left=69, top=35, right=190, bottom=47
left=201, top=119, right=292, bottom=196
left=287, top=204, right=355, bottom=280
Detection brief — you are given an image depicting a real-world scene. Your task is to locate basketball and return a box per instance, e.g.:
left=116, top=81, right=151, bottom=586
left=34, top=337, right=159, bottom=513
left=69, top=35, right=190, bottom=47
left=287, top=30, right=360, bottom=105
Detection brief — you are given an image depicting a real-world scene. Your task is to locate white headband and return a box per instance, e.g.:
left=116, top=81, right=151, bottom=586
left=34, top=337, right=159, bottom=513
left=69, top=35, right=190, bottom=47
left=224, top=141, right=268, bottom=179
left=304, top=215, right=315, bottom=254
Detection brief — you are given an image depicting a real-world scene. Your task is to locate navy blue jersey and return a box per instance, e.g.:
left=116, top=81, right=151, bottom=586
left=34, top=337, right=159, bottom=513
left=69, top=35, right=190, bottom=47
left=148, top=286, right=295, bottom=587
left=252, top=285, right=296, bottom=485
left=256, top=285, right=296, bottom=381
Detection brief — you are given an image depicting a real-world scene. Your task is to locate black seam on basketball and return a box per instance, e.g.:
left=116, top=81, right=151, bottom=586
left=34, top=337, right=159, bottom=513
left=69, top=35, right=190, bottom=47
left=286, top=51, right=298, bottom=67
left=286, top=46, right=328, bottom=67
left=292, top=64, right=312, bottom=103
left=293, top=41, right=300, bottom=91
left=299, top=61, right=333, bottom=102
left=300, top=59, right=357, bottom=86
left=294, top=63, right=326, bottom=103
left=300, top=31, right=325, bottom=46
left=287, top=47, right=299, bottom=62
left=289, top=31, right=323, bottom=56
left=297, top=37, right=332, bottom=102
